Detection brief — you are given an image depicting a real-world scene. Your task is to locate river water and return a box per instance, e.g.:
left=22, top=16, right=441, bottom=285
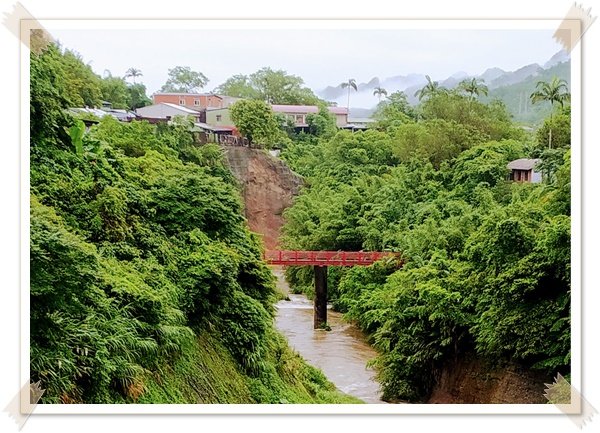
left=272, top=268, right=386, bottom=404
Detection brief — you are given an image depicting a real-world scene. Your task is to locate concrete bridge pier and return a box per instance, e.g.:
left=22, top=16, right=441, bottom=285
left=313, top=265, right=328, bottom=329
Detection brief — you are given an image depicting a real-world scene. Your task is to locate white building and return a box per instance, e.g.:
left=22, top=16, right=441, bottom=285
left=135, top=103, right=202, bottom=122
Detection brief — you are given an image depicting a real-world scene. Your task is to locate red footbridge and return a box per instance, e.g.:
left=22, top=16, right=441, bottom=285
left=264, top=250, right=402, bottom=329
left=264, top=250, right=399, bottom=267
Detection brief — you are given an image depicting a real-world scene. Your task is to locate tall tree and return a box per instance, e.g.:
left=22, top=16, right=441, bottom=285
left=214, top=74, right=258, bottom=99
left=250, top=67, right=319, bottom=105
left=373, top=86, right=388, bottom=102
left=60, top=49, right=103, bottom=107
left=125, top=67, right=143, bottom=84
left=160, top=66, right=208, bottom=93
left=340, top=78, right=357, bottom=110
left=127, top=83, right=152, bottom=110
left=100, top=76, right=131, bottom=109
left=374, top=91, right=417, bottom=129
left=414, top=75, right=441, bottom=101
left=215, top=68, right=320, bottom=105
left=229, top=99, right=284, bottom=147
left=530, top=76, right=571, bottom=148
left=458, top=78, right=488, bottom=101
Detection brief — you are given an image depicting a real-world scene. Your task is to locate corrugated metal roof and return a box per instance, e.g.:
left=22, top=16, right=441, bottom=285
left=153, top=92, right=222, bottom=98
left=271, top=105, right=319, bottom=114
left=328, top=106, right=349, bottom=115
left=194, top=122, right=235, bottom=132
left=347, top=117, right=375, bottom=123
left=507, top=158, right=541, bottom=170
left=69, top=107, right=110, bottom=117
left=270, top=104, right=348, bottom=115
left=160, top=103, right=202, bottom=114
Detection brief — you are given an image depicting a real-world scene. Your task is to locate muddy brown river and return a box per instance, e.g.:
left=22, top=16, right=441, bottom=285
left=272, top=268, right=386, bottom=404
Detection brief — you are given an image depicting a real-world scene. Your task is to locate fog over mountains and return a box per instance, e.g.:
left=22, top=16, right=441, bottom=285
left=319, top=49, right=571, bottom=122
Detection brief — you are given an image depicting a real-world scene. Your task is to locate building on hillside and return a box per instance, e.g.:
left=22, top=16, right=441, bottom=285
left=205, top=107, right=235, bottom=127
left=135, top=103, right=203, bottom=123
left=69, top=107, right=139, bottom=126
left=194, top=123, right=238, bottom=144
left=197, top=107, right=239, bottom=144
left=342, top=117, right=376, bottom=131
left=199, top=104, right=351, bottom=145
left=152, top=92, right=241, bottom=110
left=507, top=158, right=542, bottom=183
left=106, top=109, right=139, bottom=122
left=270, top=105, right=348, bottom=128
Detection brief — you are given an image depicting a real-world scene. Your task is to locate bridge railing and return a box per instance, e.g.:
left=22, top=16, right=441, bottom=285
left=264, top=250, right=399, bottom=266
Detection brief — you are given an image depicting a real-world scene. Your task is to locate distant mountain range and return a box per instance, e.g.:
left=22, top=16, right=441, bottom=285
left=319, top=49, right=571, bottom=125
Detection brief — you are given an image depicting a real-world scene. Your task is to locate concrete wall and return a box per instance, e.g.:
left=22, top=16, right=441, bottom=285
left=153, top=94, right=223, bottom=110
left=333, top=113, right=348, bottom=127
left=206, top=108, right=234, bottom=126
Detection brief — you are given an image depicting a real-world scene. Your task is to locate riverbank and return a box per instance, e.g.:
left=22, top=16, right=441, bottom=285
left=272, top=267, right=386, bottom=404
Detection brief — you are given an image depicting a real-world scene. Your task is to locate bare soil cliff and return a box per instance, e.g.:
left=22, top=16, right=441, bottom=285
left=224, top=146, right=303, bottom=250
left=428, top=355, right=550, bottom=404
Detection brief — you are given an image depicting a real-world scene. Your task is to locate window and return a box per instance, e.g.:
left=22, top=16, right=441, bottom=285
left=295, top=114, right=304, bottom=124
left=216, top=114, right=222, bottom=122
left=179, top=99, right=185, bottom=105
left=194, top=99, right=200, bottom=106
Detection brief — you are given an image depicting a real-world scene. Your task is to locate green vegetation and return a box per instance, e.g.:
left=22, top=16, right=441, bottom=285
left=281, top=82, right=571, bottom=402
left=529, top=76, right=571, bottom=149
left=160, top=66, right=209, bottom=93
left=229, top=99, right=290, bottom=148
left=49, top=43, right=151, bottom=110
left=484, top=61, right=570, bottom=125
left=215, top=67, right=321, bottom=105
left=30, top=39, right=359, bottom=404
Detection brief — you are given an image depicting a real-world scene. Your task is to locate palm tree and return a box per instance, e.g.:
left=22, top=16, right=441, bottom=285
left=125, top=68, right=143, bottom=84
left=373, top=86, right=388, bottom=102
left=458, top=78, right=488, bottom=100
left=530, top=76, right=571, bottom=148
left=340, top=78, right=358, bottom=110
left=414, top=75, right=440, bottom=101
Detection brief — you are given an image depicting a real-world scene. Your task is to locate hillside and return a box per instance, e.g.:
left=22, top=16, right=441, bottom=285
left=483, top=61, right=571, bottom=125
left=29, top=39, right=360, bottom=405
left=281, top=87, right=571, bottom=403
left=318, top=50, right=571, bottom=125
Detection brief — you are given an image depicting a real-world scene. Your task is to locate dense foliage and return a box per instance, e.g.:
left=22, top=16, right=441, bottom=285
left=281, top=87, right=571, bottom=402
left=30, top=41, right=358, bottom=404
left=160, top=66, right=208, bottom=93
left=49, top=42, right=151, bottom=110
left=229, top=99, right=290, bottom=148
left=215, top=67, right=321, bottom=105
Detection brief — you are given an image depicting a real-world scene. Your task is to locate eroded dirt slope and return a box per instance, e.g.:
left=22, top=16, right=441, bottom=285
left=225, top=146, right=303, bottom=249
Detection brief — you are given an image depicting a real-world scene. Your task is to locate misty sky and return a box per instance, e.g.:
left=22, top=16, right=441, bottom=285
left=50, top=27, right=564, bottom=95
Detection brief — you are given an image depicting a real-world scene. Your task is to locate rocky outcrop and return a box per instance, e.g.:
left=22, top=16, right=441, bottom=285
left=224, top=146, right=303, bottom=250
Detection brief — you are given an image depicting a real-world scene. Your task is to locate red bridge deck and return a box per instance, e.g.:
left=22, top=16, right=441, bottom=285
left=264, top=250, right=399, bottom=266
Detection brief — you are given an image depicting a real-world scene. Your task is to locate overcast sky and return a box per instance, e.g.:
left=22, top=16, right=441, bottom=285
left=50, top=27, right=564, bottom=95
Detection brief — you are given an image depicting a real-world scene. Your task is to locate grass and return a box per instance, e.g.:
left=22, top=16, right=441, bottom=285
left=135, top=330, right=363, bottom=404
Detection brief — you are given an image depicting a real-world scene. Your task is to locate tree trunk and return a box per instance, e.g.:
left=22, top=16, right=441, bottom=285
left=548, top=109, right=553, bottom=149
left=347, top=89, right=351, bottom=111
